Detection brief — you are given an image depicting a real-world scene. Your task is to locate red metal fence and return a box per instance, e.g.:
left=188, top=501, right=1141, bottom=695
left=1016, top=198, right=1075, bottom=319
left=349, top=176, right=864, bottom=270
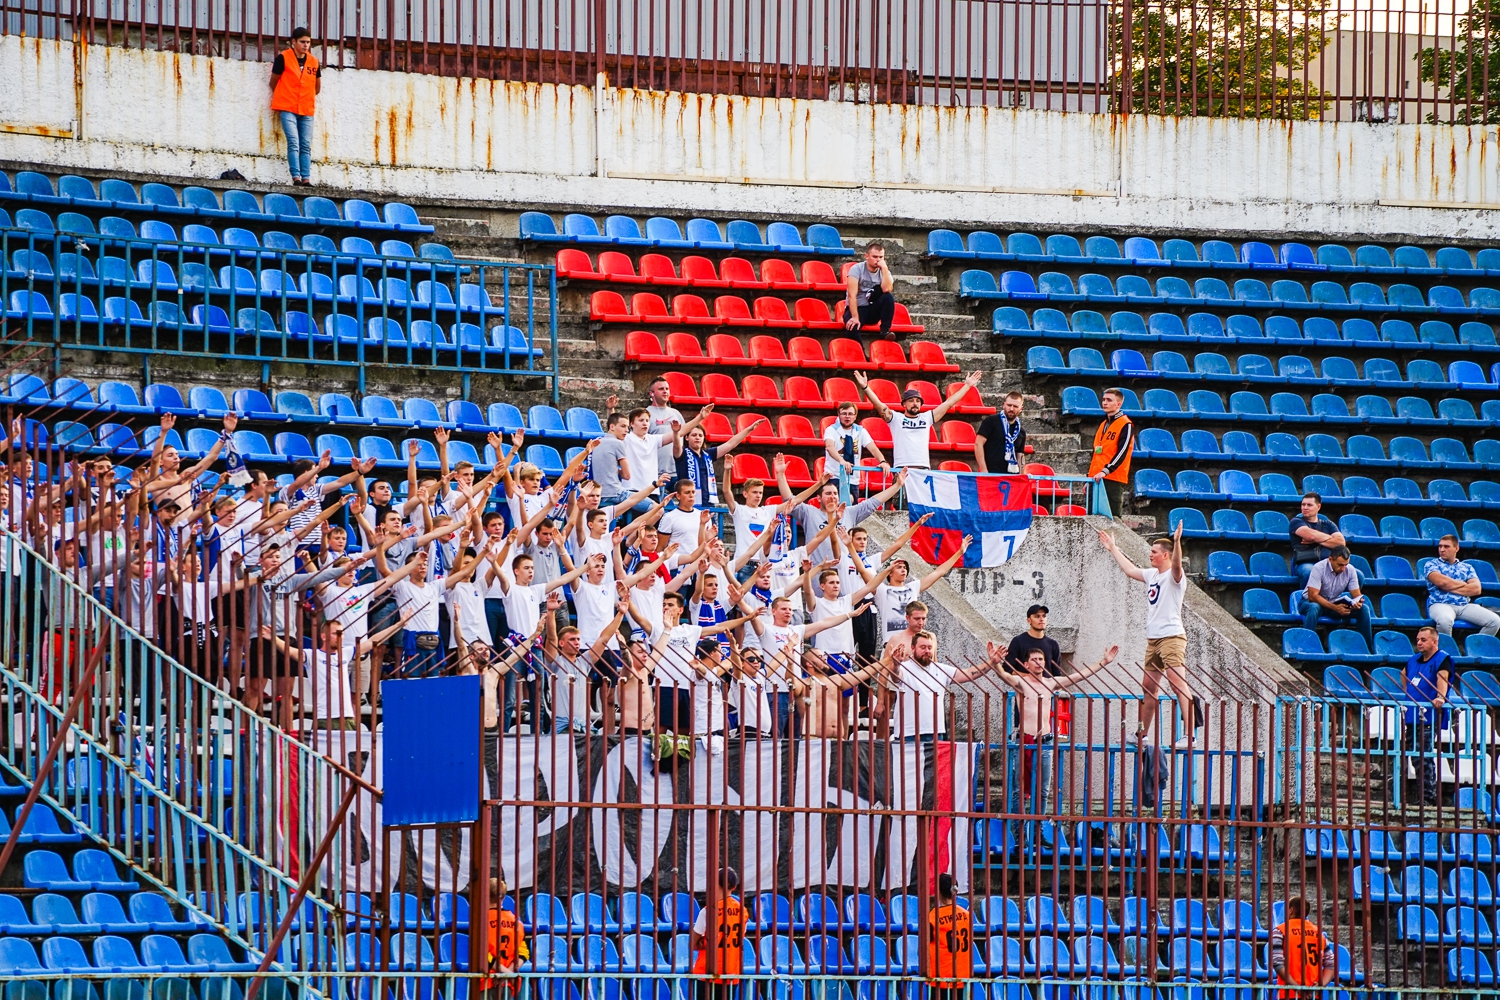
left=1, top=0, right=1492, bottom=122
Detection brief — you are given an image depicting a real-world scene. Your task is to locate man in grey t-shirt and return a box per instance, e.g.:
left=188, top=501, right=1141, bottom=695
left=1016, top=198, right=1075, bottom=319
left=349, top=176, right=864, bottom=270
left=843, top=241, right=897, bottom=337
left=1299, top=545, right=1371, bottom=643
left=591, top=412, right=631, bottom=505
left=777, top=462, right=909, bottom=564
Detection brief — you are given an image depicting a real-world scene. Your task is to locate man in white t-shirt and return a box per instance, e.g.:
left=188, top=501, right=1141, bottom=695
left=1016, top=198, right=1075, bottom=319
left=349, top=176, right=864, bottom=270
left=823, top=401, right=889, bottom=486
left=874, top=538, right=971, bottom=644
left=1100, top=519, right=1201, bottom=747
left=887, top=630, right=998, bottom=739
left=804, top=565, right=888, bottom=672
left=268, top=613, right=413, bottom=729
left=724, top=477, right=777, bottom=564
left=645, top=376, right=686, bottom=438
left=658, top=480, right=711, bottom=555
left=854, top=369, right=983, bottom=469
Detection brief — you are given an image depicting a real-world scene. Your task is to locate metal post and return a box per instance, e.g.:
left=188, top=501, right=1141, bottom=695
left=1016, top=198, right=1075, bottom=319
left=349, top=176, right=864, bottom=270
left=0, top=639, right=108, bottom=881
left=1120, top=0, right=1134, bottom=115
left=705, top=806, right=719, bottom=978
left=245, top=780, right=367, bottom=1000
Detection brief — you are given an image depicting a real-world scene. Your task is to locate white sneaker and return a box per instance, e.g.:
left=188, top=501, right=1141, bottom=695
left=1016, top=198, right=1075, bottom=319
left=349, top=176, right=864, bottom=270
left=708, top=735, right=725, bottom=755
left=1174, top=734, right=1195, bottom=749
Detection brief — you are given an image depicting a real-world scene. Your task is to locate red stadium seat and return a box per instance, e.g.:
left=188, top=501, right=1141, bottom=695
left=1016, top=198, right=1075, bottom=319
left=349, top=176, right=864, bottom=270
left=818, top=416, right=838, bottom=435
left=599, top=251, right=647, bottom=283
left=945, top=382, right=996, bottom=414
left=1027, top=462, right=1070, bottom=499
left=630, top=292, right=676, bottom=324
left=556, top=249, right=603, bottom=280
left=869, top=341, right=919, bottom=371
left=661, top=371, right=706, bottom=405
left=707, top=334, right=757, bottom=367
left=1055, top=505, right=1088, bottom=517
left=671, top=294, right=718, bottom=326
left=829, top=338, right=869, bottom=370
left=794, top=298, right=842, bottom=330
left=824, top=377, right=866, bottom=410
left=640, top=253, right=690, bottom=286
left=861, top=416, right=893, bottom=448
left=681, top=256, right=731, bottom=288
left=664, top=332, right=712, bottom=365
left=742, top=374, right=788, bottom=408
left=780, top=454, right=815, bottom=487
left=624, top=330, right=671, bottom=363
left=714, top=296, right=763, bottom=327
left=938, top=460, right=973, bottom=473
left=788, top=337, right=833, bottom=368
left=865, top=378, right=902, bottom=408
left=939, top=421, right=976, bottom=449
left=801, top=260, right=844, bottom=291
left=785, top=376, right=834, bottom=410
left=738, top=412, right=785, bottom=445
left=749, top=335, right=797, bottom=369
left=910, top=341, right=961, bottom=373
left=721, top=258, right=768, bottom=289
left=834, top=299, right=924, bottom=333
left=702, top=373, right=748, bottom=406
left=927, top=425, right=949, bottom=453
left=702, top=411, right=734, bottom=442
left=590, top=290, right=634, bottom=322
left=761, top=258, right=809, bottom=291
left=729, top=452, right=771, bottom=483
left=906, top=380, right=942, bottom=408
left=840, top=261, right=858, bottom=282
left=753, top=297, right=802, bottom=329
left=1032, top=504, right=1051, bottom=516
left=777, top=414, right=822, bottom=446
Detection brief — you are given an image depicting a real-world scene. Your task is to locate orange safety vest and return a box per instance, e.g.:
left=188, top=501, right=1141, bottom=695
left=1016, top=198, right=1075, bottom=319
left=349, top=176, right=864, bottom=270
left=692, top=896, right=745, bottom=984
left=482, top=908, right=525, bottom=992
left=925, top=904, right=973, bottom=985
left=1275, top=918, right=1328, bottom=998
left=1088, top=413, right=1133, bottom=483
left=271, top=48, right=319, bottom=116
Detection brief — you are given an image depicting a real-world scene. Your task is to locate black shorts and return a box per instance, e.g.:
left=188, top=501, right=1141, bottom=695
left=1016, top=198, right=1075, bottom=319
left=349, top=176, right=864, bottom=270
left=656, top=687, right=692, bottom=733
left=244, top=637, right=296, bottom=679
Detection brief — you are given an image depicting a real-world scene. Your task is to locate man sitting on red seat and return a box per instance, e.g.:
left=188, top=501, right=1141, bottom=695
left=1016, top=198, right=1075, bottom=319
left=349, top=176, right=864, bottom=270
left=844, top=242, right=898, bottom=338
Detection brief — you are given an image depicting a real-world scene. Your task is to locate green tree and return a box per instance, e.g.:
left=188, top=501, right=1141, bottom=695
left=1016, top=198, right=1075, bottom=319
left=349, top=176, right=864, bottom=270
left=1112, top=0, right=1334, bottom=119
left=1416, top=0, right=1500, bottom=123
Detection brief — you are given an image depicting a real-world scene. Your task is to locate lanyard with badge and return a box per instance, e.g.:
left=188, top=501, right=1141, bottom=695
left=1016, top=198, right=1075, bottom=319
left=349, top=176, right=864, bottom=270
left=1001, top=416, right=1022, bottom=474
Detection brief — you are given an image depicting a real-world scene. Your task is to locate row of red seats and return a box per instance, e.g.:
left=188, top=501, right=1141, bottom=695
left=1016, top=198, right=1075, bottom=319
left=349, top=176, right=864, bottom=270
left=706, top=411, right=978, bottom=450
left=658, top=371, right=997, bottom=415
left=592, top=290, right=923, bottom=333
left=558, top=250, right=848, bottom=292
left=625, top=330, right=960, bottom=373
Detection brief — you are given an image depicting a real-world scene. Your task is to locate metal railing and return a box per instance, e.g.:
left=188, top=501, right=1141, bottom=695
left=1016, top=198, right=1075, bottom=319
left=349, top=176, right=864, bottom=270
left=4, top=0, right=1489, bottom=122
left=0, top=226, right=560, bottom=400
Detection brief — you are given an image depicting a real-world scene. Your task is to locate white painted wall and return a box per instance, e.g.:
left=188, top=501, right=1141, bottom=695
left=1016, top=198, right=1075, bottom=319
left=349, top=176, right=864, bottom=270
left=3, top=35, right=1498, bottom=240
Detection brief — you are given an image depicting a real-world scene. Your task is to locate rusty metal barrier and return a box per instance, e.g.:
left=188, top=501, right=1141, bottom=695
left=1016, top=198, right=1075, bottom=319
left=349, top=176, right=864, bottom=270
left=4, top=0, right=1488, bottom=122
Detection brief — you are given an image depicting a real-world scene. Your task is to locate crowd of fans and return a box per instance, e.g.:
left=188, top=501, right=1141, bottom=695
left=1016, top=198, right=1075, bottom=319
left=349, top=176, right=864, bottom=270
left=0, top=376, right=1052, bottom=762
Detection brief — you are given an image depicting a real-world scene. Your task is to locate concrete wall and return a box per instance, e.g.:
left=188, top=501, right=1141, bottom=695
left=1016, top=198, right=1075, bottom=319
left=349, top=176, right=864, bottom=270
left=4, top=36, right=1499, bottom=241
left=860, top=511, right=1309, bottom=810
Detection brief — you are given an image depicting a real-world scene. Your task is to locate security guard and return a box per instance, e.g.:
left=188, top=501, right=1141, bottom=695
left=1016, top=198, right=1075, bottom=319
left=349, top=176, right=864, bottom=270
left=925, top=874, right=973, bottom=1000
left=269, top=26, right=322, bottom=185
left=1271, top=897, right=1336, bottom=998
left=482, top=878, right=528, bottom=995
left=1088, top=387, right=1135, bottom=518
left=690, top=868, right=745, bottom=1000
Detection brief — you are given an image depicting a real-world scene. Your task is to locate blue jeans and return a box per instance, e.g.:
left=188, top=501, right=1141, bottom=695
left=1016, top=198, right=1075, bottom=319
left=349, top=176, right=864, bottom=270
left=1298, top=592, right=1373, bottom=644
left=278, top=111, right=314, bottom=179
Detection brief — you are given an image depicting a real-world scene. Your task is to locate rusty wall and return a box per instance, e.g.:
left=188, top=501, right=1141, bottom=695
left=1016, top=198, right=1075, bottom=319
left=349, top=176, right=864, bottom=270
left=2, top=35, right=1497, bottom=240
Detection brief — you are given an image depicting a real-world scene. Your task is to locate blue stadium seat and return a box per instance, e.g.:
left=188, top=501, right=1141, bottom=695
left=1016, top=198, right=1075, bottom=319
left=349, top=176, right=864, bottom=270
left=1448, top=946, right=1497, bottom=984
left=1449, top=907, right=1497, bottom=946
left=1283, top=628, right=1330, bottom=662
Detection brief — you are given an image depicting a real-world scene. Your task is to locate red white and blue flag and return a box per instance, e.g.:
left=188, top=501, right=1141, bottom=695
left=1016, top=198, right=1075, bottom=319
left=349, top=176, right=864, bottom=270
left=904, top=471, right=1033, bottom=568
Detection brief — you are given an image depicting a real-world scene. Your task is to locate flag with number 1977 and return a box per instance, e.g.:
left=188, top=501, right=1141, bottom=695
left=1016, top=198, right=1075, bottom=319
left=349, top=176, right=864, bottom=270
left=903, top=471, right=1033, bottom=568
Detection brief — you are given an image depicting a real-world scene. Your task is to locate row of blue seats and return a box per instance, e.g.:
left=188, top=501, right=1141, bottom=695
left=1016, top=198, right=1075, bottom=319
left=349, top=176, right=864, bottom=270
left=23, top=849, right=138, bottom=892
left=1305, top=826, right=1499, bottom=865
left=0, top=803, right=80, bottom=844
left=1168, top=473, right=1500, bottom=514
left=1402, top=904, right=1500, bottom=947
left=1132, top=427, right=1500, bottom=470
left=0, top=934, right=254, bottom=975
left=1223, top=549, right=1496, bottom=591
left=1135, top=466, right=1498, bottom=508
left=1174, top=508, right=1500, bottom=543
left=0, top=171, right=430, bottom=232
left=1323, top=664, right=1500, bottom=709
left=8, top=255, right=481, bottom=304
left=993, top=306, right=1497, bottom=349
left=0, top=890, right=197, bottom=935
left=8, top=296, right=539, bottom=358
left=519, top=213, right=851, bottom=256
left=1034, top=347, right=1500, bottom=389
left=511, top=929, right=1305, bottom=983
left=1065, top=392, right=1500, bottom=433
left=1360, top=866, right=1500, bottom=908
left=928, top=230, right=1495, bottom=276
left=8, top=376, right=597, bottom=437
left=963, top=270, right=1500, bottom=319
left=1246, top=593, right=1500, bottom=646
left=973, top=821, right=1238, bottom=871
left=1176, top=504, right=1500, bottom=557
left=1282, top=628, right=1499, bottom=666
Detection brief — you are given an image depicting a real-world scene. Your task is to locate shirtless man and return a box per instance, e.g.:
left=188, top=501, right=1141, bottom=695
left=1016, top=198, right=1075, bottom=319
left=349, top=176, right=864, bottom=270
left=780, top=644, right=899, bottom=740
left=989, top=644, right=1119, bottom=813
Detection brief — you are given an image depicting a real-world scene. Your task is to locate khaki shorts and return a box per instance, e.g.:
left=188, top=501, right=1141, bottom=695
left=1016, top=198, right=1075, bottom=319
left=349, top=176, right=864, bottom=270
left=1144, top=635, right=1187, bottom=673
